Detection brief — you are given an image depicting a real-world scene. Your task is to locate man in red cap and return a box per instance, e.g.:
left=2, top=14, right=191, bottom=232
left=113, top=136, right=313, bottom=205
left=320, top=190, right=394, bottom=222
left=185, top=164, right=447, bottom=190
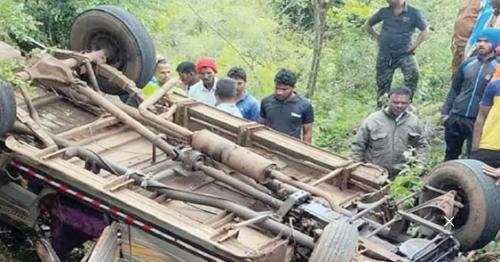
left=188, top=57, right=218, bottom=106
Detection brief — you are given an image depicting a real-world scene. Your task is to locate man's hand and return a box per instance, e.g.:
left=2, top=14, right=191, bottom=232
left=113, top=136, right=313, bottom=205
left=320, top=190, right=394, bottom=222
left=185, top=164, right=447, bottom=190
left=407, top=44, right=417, bottom=54
left=408, top=27, right=429, bottom=54
left=483, top=165, right=500, bottom=185
left=484, top=165, right=500, bottom=178
left=441, top=114, right=449, bottom=125
left=364, top=23, right=380, bottom=42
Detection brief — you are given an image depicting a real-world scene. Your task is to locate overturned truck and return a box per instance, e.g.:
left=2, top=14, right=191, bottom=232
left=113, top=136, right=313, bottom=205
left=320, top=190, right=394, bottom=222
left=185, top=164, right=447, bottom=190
left=0, top=5, right=499, bottom=262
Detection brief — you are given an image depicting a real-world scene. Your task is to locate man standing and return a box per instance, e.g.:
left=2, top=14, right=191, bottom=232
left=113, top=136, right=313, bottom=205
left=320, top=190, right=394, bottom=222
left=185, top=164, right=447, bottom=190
left=442, top=28, right=500, bottom=161
left=365, top=0, right=428, bottom=107
left=227, top=67, right=260, bottom=121
left=188, top=57, right=218, bottom=106
left=260, top=69, right=314, bottom=143
left=350, top=87, right=427, bottom=178
left=471, top=78, right=500, bottom=168
left=176, top=61, right=200, bottom=92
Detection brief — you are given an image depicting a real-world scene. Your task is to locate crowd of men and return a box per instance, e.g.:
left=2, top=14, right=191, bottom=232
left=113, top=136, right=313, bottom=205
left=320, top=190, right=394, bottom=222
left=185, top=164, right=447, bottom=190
left=143, top=0, right=500, bottom=179
left=144, top=56, right=314, bottom=144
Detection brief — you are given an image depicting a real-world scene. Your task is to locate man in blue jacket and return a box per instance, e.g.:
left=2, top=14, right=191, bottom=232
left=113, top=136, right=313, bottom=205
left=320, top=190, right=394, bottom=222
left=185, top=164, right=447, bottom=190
left=442, top=28, right=500, bottom=160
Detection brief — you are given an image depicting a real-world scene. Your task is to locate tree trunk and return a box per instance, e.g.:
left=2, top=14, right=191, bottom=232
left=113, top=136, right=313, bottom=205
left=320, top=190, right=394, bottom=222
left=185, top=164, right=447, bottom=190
left=306, top=0, right=331, bottom=99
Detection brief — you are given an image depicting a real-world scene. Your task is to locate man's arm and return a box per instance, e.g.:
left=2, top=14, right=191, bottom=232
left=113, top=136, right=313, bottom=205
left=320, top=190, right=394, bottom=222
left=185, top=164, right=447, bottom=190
left=302, top=123, right=313, bottom=144
left=442, top=66, right=464, bottom=120
left=412, top=121, right=429, bottom=163
left=472, top=81, right=496, bottom=150
left=258, top=100, right=268, bottom=125
left=364, top=23, right=380, bottom=41
left=364, top=10, right=383, bottom=41
left=349, top=121, right=370, bottom=162
left=472, top=105, right=491, bottom=150
left=408, top=9, right=429, bottom=53
left=408, top=27, right=429, bottom=53
left=250, top=101, right=261, bottom=122
left=301, top=103, right=314, bottom=144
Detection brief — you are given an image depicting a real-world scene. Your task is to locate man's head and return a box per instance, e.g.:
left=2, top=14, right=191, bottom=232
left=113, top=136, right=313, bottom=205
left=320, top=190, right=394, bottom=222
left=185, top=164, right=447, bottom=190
left=215, top=78, right=237, bottom=104
left=387, top=87, right=412, bottom=116
left=274, top=69, right=297, bottom=101
left=477, top=28, right=500, bottom=55
left=386, top=0, right=404, bottom=7
left=176, top=61, right=198, bottom=86
left=493, top=0, right=500, bottom=15
left=154, top=58, right=171, bottom=86
left=227, top=67, right=247, bottom=98
left=196, top=57, right=217, bottom=88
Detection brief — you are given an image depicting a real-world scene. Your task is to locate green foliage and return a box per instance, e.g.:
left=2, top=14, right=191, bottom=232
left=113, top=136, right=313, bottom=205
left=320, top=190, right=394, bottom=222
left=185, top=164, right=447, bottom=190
left=271, top=0, right=314, bottom=31
left=466, top=236, right=500, bottom=261
left=0, top=0, right=39, bottom=44
left=22, top=0, right=116, bottom=47
left=389, top=148, right=426, bottom=208
left=390, top=173, right=422, bottom=207
left=0, top=59, right=30, bottom=91
left=147, top=0, right=312, bottom=99
left=328, top=0, right=374, bottom=29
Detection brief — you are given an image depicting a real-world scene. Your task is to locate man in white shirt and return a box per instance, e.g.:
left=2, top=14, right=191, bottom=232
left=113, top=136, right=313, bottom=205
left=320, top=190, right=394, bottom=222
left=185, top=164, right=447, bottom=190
left=188, top=57, right=218, bottom=106
left=215, top=78, right=243, bottom=117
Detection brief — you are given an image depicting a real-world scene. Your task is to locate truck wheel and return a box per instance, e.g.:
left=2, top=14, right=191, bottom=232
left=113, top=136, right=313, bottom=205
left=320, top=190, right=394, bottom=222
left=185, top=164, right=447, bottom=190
left=421, top=159, right=500, bottom=251
left=69, top=5, right=156, bottom=95
left=0, top=77, right=16, bottom=137
left=309, top=218, right=358, bottom=262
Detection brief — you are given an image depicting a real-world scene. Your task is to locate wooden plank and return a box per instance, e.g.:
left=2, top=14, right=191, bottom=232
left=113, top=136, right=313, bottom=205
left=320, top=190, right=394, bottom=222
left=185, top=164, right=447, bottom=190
left=88, top=223, right=120, bottom=262
left=251, top=130, right=387, bottom=189
left=187, top=104, right=247, bottom=134
left=120, top=224, right=208, bottom=262
left=57, top=116, right=119, bottom=139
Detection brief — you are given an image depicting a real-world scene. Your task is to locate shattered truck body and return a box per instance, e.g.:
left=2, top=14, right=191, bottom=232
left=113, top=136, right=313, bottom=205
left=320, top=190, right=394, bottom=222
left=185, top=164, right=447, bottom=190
left=0, top=5, right=499, bottom=262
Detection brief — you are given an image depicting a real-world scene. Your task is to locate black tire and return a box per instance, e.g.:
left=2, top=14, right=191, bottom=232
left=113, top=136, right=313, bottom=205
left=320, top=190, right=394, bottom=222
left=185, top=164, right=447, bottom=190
left=69, top=5, right=156, bottom=95
left=309, top=218, right=359, bottom=262
left=421, top=160, right=500, bottom=251
left=0, top=77, right=16, bottom=137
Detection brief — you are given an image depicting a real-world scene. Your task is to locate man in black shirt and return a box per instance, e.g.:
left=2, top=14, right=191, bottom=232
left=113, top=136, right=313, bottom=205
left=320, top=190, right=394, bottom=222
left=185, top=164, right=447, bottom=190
left=260, top=69, right=314, bottom=143
left=365, top=0, right=429, bottom=107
